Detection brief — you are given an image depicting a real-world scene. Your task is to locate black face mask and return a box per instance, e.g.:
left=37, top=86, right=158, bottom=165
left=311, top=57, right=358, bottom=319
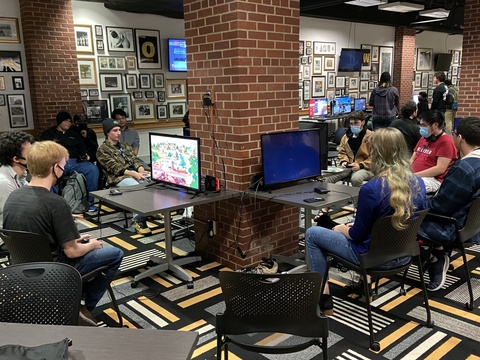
left=15, top=156, right=28, bottom=171
left=53, top=164, right=65, bottom=187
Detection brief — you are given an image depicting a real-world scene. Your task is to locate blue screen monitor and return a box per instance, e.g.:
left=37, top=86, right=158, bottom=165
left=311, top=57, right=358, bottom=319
left=333, top=96, right=352, bottom=115
left=261, top=129, right=321, bottom=187
left=338, top=48, right=363, bottom=72
left=168, top=38, right=187, bottom=72
left=453, top=117, right=462, bottom=130
left=354, top=98, right=366, bottom=111
left=313, top=98, right=329, bottom=116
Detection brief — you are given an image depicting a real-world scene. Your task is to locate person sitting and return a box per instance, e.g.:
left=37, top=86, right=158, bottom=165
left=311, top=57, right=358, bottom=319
left=410, top=110, right=457, bottom=193
left=325, top=111, right=373, bottom=187
left=2, top=140, right=123, bottom=314
left=41, top=111, right=99, bottom=211
left=72, top=113, right=98, bottom=163
left=306, top=127, right=426, bottom=315
left=418, top=117, right=480, bottom=291
left=112, top=109, right=140, bottom=156
left=389, top=100, right=421, bottom=155
left=96, top=118, right=151, bottom=235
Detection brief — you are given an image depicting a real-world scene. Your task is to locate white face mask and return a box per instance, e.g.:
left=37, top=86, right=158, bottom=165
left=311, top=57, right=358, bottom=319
left=351, top=125, right=361, bottom=135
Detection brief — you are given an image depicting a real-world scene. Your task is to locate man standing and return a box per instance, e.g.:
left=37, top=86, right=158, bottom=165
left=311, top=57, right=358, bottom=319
left=416, top=91, right=429, bottom=117
left=418, top=118, right=480, bottom=291
left=112, top=109, right=140, bottom=156
left=368, top=72, right=399, bottom=129
left=390, top=101, right=421, bottom=154
left=430, top=71, right=448, bottom=114
left=444, top=79, right=459, bottom=132
left=3, top=140, right=123, bottom=312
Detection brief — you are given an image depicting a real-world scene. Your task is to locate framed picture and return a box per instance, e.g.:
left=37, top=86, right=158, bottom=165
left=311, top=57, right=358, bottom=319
left=452, top=66, right=458, bottom=76
left=135, top=29, right=161, bottom=69
left=153, top=73, right=164, bottom=88
left=421, top=72, right=429, bottom=88
left=157, top=105, right=167, bottom=119
left=95, top=25, right=103, bottom=37
left=0, top=94, right=5, bottom=106
left=88, top=89, right=99, bottom=97
left=166, top=79, right=187, bottom=98
left=7, top=94, right=27, bottom=128
left=379, top=46, right=394, bottom=79
left=0, top=17, right=20, bottom=43
left=303, top=80, right=310, bottom=100
left=349, top=92, right=358, bottom=99
left=371, top=46, right=379, bottom=62
left=125, top=74, right=137, bottom=89
left=99, top=73, right=123, bottom=92
left=98, top=56, right=125, bottom=70
left=306, top=41, right=312, bottom=48
left=361, top=44, right=371, bottom=71
left=82, top=99, right=108, bottom=123
left=80, top=89, right=88, bottom=97
left=427, top=89, right=434, bottom=98
left=0, top=76, right=4, bottom=90
left=452, top=76, right=458, bottom=86
left=323, top=57, right=335, bottom=71
left=414, top=72, right=422, bottom=88
left=301, top=57, right=307, bottom=65
left=168, top=102, right=187, bottom=119
left=109, top=94, right=132, bottom=121
left=74, top=25, right=94, bottom=55
left=327, top=72, right=335, bottom=89
left=133, top=91, right=143, bottom=99
left=299, top=41, right=304, bottom=55
left=335, top=76, right=345, bottom=88
left=360, top=80, right=369, bottom=92
left=428, top=73, right=433, bottom=87
left=311, top=76, right=325, bottom=98
left=416, top=48, right=433, bottom=71
left=0, top=51, right=22, bottom=72
left=77, top=58, right=97, bottom=86
left=134, top=100, right=155, bottom=120
left=349, top=77, right=359, bottom=90
left=145, top=91, right=155, bottom=99
left=125, top=56, right=136, bottom=70
left=306, top=47, right=313, bottom=56
left=12, top=76, right=24, bottom=90
left=312, top=57, right=322, bottom=75
left=371, top=63, right=379, bottom=75
left=138, top=74, right=149, bottom=89
left=313, top=42, right=336, bottom=55
left=326, top=89, right=335, bottom=101
left=303, top=65, right=310, bottom=79
left=106, top=26, right=135, bottom=52
left=96, top=40, right=104, bottom=51
left=360, top=71, right=370, bottom=80
left=453, top=50, right=460, bottom=64
left=308, top=56, right=312, bottom=64
left=157, top=91, right=165, bottom=102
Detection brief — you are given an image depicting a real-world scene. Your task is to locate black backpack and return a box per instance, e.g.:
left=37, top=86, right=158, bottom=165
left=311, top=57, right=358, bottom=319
left=60, top=171, right=89, bottom=214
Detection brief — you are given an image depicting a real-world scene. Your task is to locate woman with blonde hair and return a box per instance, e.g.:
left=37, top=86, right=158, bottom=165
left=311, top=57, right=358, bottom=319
left=306, top=127, right=426, bottom=315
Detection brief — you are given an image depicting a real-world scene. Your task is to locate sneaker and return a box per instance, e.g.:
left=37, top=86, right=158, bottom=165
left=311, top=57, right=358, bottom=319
left=78, top=305, right=97, bottom=326
left=134, top=220, right=151, bottom=235
left=151, top=213, right=164, bottom=220
left=256, top=257, right=278, bottom=274
left=87, top=205, right=98, bottom=212
left=320, top=294, right=334, bottom=316
left=427, top=254, right=450, bottom=291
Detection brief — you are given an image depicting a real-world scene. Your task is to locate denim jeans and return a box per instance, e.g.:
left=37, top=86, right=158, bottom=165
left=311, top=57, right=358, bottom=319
left=75, top=246, right=124, bottom=310
left=116, top=177, right=147, bottom=224
left=65, top=158, right=99, bottom=204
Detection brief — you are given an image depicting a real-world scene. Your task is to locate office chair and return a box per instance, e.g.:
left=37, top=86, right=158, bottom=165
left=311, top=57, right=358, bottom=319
left=216, top=271, right=329, bottom=360
left=0, top=229, right=124, bottom=327
left=328, top=127, right=347, bottom=166
left=320, top=209, right=432, bottom=351
left=0, top=262, right=82, bottom=325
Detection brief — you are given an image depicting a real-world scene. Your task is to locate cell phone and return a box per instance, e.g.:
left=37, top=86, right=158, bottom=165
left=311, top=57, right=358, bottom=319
left=314, top=187, right=330, bottom=195
left=345, top=164, right=354, bottom=168
left=303, top=197, right=325, bottom=203
left=79, top=237, right=90, bottom=244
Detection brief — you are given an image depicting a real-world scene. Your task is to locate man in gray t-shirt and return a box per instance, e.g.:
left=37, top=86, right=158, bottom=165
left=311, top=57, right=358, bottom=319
left=112, top=108, right=140, bottom=155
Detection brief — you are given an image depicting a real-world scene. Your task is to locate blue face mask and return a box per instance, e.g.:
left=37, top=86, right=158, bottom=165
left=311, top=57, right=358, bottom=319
left=351, top=126, right=361, bottom=135
left=419, top=127, right=430, bottom=138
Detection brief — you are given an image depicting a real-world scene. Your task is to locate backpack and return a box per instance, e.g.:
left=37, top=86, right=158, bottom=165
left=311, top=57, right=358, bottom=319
left=60, top=171, right=89, bottom=214
left=445, top=85, right=458, bottom=111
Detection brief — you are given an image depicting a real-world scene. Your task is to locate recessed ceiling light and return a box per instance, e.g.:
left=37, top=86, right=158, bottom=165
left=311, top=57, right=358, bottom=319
left=378, top=1, right=424, bottom=13
left=345, top=0, right=387, bottom=7
left=419, top=8, right=450, bottom=18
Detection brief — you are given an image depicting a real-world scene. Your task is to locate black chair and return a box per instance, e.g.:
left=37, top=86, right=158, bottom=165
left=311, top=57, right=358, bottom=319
left=0, top=229, right=124, bottom=327
left=320, top=209, right=433, bottom=351
left=216, top=271, right=329, bottom=360
left=0, top=262, right=82, bottom=325
left=422, top=197, right=480, bottom=310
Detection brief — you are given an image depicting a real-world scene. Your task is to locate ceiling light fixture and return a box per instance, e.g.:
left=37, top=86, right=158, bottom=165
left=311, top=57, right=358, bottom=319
left=419, top=8, right=450, bottom=18
left=378, top=1, right=424, bottom=13
left=345, top=0, right=387, bottom=7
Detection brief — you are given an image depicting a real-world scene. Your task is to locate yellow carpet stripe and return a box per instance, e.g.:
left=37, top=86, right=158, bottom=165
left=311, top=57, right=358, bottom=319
left=372, top=321, right=419, bottom=353
left=103, top=308, right=136, bottom=328
left=255, top=332, right=285, bottom=346
left=380, top=288, right=421, bottom=312
left=137, top=269, right=173, bottom=287
left=100, top=204, right=115, bottom=212
left=424, top=336, right=462, bottom=360
left=112, top=276, right=132, bottom=286
left=219, top=267, right=233, bottom=272
left=466, top=355, right=480, bottom=360
left=197, top=262, right=222, bottom=271
left=329, top=278, right=348, bottom=287
left=107, top=236, right=137, bottom=251
left=178, top=319, right=207, bottom=331
left=154, top=241, right=188, bottom=256
left=146, top=220, right=157, bottom=227
left=131, top=234, right=143, bottom=239
left=450, top=254, right=474, bottom=270
left=151, top=228, right=164, bottom=235
left=472, top=270, right=480, bottom=276
left=156, top=241, right=165, bottom=250
left=138, top=296, right=179, bottom=322
left=430, top=300, right=480, bottom=323
left=76, top=218, right=97, bottom=228
left=192, top=339, right=216, bottom=358
left=178, top=287, right=223, bottom=308
left=184, top=268, right=201, bottom=278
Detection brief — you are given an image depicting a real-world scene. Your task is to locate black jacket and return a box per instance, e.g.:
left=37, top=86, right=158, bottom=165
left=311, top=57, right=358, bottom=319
left=41, top=127, right=88, bottom=159
left=389, top=118, right=421, bottom=154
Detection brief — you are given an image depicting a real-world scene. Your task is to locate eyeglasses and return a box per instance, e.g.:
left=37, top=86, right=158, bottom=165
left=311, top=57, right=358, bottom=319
left=452, top=131, right=458, bottom=137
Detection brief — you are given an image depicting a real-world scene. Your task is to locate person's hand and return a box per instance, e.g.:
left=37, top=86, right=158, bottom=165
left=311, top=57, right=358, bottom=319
left=132, top=171, right=145, bottom=181
left=348, top=163, right=360, bottom=171
left=78, top=234, right=91, bottom=241
left=90, top=238, right=103, bottom=250
left=340, top=161, right=348, bottom=168
left=85, top=154, right=90, bottom=161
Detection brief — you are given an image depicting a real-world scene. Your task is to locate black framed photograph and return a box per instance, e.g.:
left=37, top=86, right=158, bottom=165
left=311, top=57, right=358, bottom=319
left=0, top=94, right=5, bottom=106
left=7, top=94, right=27, bottom=128
left=125, top=74, right=137, bottom=89
left=153, top=73, right=164, bottom=88
left=74, top=24, right=94, bottom=55
left=125, top=56, right=136, bottom=70
left=311, top=76, right=325, bottom=98
left=416, top=48, right=433, bottom=71
left=109, top=94, right=132, bottom=121
left=80, top=89, right=88, bottom=97
left=0, top=50, right=22, bottom=72
left=96, top=39, right=104, bottom=51
left=168, top=102, right=187, bottom=119
left=134, top=100, right=155, bottom=120
left=95, top=25, right=103, bottom=37
left=145, top=91, right=155, bottom=99
left=157, top=104, right=167, bottom=119
left=133, top=91, right=143, bottom=99
left=12, top=76, right=24, bottom=90
left=88, top=89, right=99, bottom=97
left=106, top=26, right=135, bottom=52
left=157, top=91, right=165, bottom=102
left=135, top=29, right=161, bottom=69
left=82, top=99, right=108, bottom=124
left=139, top=74, right=151, bottom=89
left=0, top=17, right=20, bottom=43
left=99, top=73, right=123, bottom=92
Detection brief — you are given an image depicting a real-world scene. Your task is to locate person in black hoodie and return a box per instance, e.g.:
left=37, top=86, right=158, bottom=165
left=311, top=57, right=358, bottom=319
left=431, top=71, right=447, bottom=114
left=72, top=113, right=98, bottom=163
left=389, top=101, right=421, bottom=155
left=417, top=91, right=429, bottom=117
left=369, top=72, right=399, bottom=129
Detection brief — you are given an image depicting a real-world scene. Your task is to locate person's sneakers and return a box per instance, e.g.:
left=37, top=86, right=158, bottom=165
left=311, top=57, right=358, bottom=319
left=87, top=205, right=98, bottom=212
left=256, top=257, right=278, bottom=274
left=320, top=294, right=334, bottom=316
left=151, top=213, right=164, bottom=220
left=134, top=220, right=151, bottom=235
left=427, top=253, right=450, bottom=291
left=78, top=305, right=97, bottom=326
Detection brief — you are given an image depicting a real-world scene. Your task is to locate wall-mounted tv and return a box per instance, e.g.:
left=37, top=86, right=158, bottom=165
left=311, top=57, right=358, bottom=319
left=168, top=38, right=187, bottom=72
left=333, top=96, right=352, bottom=115
left=149, top=132, right=201, bottom=192
left=338, top=48, right=363, bottom=72
left=434, top=53, right=453, bottom=71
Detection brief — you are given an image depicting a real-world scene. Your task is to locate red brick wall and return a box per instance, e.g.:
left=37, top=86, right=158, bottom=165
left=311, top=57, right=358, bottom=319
left=184, top=0, right=301, bottom=269
left=19, top=0, right=82, bottom=136
left=393, top=26, right=416, bottom=108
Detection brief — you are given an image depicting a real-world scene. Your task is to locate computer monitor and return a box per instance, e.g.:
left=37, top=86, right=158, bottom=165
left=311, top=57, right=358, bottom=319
left=412, top=94, right=420, bottom=104
left=333, top=96, right=352, bottom=115
left=298, top=121, right=329, bottom=170
left=313, top=98, right=329, bottom=116
left=149, top=132, right=201, bottom=192
left=354, top=98, right=366, bottom=111
left=453, top=117, right=462, bottom=130
left=261, top=129, right=322, bottom=188
left=168, top=38, right=187, bottom=72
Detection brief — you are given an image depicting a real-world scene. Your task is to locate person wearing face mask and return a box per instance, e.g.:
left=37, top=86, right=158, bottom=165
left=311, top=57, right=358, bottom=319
left=416, top=91, right=429, bottom=117
left=325, top=111, right=374, bottom=187
left=411, top=110, right=457, bottom=193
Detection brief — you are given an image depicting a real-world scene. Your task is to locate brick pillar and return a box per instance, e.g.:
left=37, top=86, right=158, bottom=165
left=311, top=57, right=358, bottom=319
left=184, top=0, right=301, bottom=269
left=19, top=0, right=82, bottom=136
left=393, top=26, right=416, bottom=107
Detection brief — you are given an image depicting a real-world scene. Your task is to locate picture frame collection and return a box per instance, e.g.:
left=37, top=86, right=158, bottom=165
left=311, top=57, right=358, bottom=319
left=75, top=23, right=186, bottom=122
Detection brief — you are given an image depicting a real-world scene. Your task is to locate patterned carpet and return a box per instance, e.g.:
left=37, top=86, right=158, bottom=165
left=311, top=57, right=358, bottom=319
left=17, top=204, right=480, bottom=359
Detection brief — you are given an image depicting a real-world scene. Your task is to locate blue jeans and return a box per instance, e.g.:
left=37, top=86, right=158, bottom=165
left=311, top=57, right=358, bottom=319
left=116, top=177, right=147, bottom=224
left=75, top=247, right=124, bottom=310
left=65, top=158, right=99, bottom=204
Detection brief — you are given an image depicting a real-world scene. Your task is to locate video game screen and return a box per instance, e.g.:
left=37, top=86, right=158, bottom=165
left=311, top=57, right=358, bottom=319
left=333, top=96, right=352, bottom=115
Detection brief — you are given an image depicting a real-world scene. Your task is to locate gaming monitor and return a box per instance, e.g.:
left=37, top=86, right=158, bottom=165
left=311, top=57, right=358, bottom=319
left=261, top=129, right=322, bottom=187
left=338, top=48, right=363, bottom=72
left=333, top=96, right=352, bottom=115
left=313, top=98, right=329, bottom=116
left=434, top=53, right=453, bottom=71
left=149, top=132, right=201, bottom=192
left=354, top=98, right=366, bottom=111
left=298, top=121, right=329, bottom=171
left=168, top=38, right=187, bottom=72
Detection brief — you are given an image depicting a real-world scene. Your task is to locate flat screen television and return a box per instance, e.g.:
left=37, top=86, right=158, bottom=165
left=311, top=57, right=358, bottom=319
left=298, top=121, right=329, bottom=171
left=168, top=38, right=187, bottom=72
left=338, top=48, right=363, bottom=72
left=434, top=53, right=453, bottom=71
left=149, top=132, right=201, bottom=192
left=333, top=96, right=352, bottom=115
left=261, top=129, right=321, bottom=187
left=313, top=98, right=329, bottom=116
left=354, top=98, right=366, bottom=111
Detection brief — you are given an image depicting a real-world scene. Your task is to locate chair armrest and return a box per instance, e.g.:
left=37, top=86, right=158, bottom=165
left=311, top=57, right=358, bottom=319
left=424, top=213, right=461, bottom=231
left=81, top=265, right=109, bottom=283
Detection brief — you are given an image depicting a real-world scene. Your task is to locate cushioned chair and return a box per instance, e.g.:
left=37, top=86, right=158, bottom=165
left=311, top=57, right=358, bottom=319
left=0, top=262, right=82, bottom=325
left=327, top=127, right=347, bottom=166
left=320, top=209, right=433, bottom=351
left=216, top=271, right=329, bottom=360
left=0, top=229, right=124, bottom=327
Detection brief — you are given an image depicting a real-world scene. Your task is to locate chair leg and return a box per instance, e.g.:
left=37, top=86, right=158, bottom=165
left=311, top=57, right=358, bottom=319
left=322, top=336, right=328, bottom=360
left=459, top=245, right=474, bottom=310
left=216, top=335, right=223, bottom=360
left=400, top=268, right=408, bottom=295
left=416, top=257, right=434, bottom=327
left=362, top=271, right=380, bottom=351
left=319, top=256, right=333, bottom=306
left=123, top=210, right=129, bottom=228
left=96, top=200, right=102, bottom=223
left=103, top=274, right=124, bottom=327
